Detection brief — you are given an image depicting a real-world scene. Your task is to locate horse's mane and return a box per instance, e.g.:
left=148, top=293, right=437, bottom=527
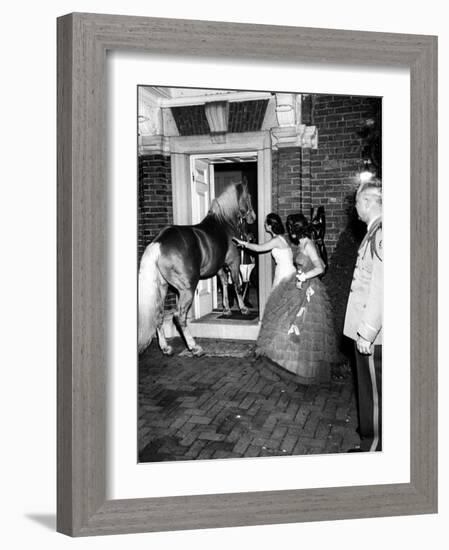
left=208, top=182, right=243, bottom=224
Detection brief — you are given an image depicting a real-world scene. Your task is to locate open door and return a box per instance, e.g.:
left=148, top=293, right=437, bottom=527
left=190, top=158, right=216, bottom=319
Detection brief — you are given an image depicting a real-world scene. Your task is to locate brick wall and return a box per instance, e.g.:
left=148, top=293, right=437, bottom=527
left=138, top=154, right=173, bottom=259
left=228, top=100, right=268, bottom=132
left=271, top=94, right=381, bottom=257
left=171, top=105, right=210, bottom=136
left=138, top=154, right=177, bottom=309
left=271, top=147, right=303, bottom=223
left=310, top=95, right=381, bottom=339
left=269, top=95, right=381, bottom=339
left=310, top=94, right=381, bottom=254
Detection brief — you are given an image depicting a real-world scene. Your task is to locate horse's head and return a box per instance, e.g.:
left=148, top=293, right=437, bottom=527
left=210, top=180, right=256, bottom=228
left=237, top=182, right=256, bottom=225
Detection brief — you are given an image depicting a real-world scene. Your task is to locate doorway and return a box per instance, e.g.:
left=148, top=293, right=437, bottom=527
left=190, top=154, right=259, bottom=322
left=170, top=131, right=272, bottom=340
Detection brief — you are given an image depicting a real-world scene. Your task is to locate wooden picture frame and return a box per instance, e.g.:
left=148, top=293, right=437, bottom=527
left=57, top=12, right=437, bottom=536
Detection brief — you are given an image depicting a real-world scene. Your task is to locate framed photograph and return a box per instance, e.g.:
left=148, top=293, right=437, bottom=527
left=57, top=13, right=437, bottom=536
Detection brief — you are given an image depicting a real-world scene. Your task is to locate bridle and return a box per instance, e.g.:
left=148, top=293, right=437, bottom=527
left=238, top=185, right=255, bottom=226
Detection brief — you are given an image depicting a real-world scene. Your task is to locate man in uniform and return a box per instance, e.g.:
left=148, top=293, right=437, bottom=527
left=344, top=179, right=383, bottom=452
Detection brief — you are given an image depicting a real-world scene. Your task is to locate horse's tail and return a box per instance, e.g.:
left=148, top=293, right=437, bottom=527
left=138, top=242, right=166, bottom=353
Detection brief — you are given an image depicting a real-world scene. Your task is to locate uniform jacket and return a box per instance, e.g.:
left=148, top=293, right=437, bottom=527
left=344, top=216, right=383, bottom=345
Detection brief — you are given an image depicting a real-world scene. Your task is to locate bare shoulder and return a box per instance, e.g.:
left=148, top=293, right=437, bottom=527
left=275, top=235, right=289, bottom=248
left=303, top=237, right=317, bottom=253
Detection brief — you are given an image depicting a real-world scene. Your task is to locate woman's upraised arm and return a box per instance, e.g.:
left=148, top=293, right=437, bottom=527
left=233, top=235, right=282, bottom=254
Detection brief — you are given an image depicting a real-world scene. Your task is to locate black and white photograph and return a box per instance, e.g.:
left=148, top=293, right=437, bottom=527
left=137, top=86, right=383, bottom=462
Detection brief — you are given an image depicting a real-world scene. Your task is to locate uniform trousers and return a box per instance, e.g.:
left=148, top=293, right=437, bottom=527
left=354, top=343, right=382, bottom=452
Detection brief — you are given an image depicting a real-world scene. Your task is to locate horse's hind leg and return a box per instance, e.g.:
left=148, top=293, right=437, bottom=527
left=173, top=287, right=204, bottom=356
left=154, top=278, right=173, bottom=355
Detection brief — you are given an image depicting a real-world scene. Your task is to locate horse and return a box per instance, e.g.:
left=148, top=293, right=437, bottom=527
left=138, top=181, right=256, bottom=356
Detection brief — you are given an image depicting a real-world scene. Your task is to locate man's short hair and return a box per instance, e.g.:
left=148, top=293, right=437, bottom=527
left=357, top=178, right=382, bottom=205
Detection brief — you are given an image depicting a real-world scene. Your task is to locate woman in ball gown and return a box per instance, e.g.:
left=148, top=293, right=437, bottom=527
left=233, top=212, right=296, bottom=288
left=236, top=213, right=340, bottom=385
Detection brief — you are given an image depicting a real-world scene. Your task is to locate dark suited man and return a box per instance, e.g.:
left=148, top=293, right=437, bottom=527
left=344, top=179, right=383, bottom=452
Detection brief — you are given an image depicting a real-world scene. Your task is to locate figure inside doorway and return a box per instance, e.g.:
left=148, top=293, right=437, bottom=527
left=229, top=221, right=257, bottom=309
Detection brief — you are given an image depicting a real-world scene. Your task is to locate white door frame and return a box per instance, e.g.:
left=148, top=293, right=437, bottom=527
left=170, top=132, right=272, bottom=340
left=190, top=156, right=215, bottom=318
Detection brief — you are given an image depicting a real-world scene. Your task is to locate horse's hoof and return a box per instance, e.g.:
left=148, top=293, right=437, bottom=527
left=161, top=345, right=173, bottom=356
left=190, top=345, right=205, bottom=357
left=240, top=307, right=249, bottom=315
left=222, top=309, right=232, bottom=316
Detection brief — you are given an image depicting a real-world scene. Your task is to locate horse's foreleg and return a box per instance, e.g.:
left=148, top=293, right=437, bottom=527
left=218, top=269, right=231, bottom=316
left=228, top=263, right=249, bottom=315
left=156, top=326, right=173, bottom=355
left=173, top=288, right=204, bottom=356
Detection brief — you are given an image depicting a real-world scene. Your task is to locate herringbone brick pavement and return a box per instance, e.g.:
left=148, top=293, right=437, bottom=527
left=138, top=338, right=360, bottom=462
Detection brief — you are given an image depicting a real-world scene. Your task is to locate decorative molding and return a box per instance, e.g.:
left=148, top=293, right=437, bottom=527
left=170, top=131, right=272, bottom=154
left=261, top=96, right=278, bottom=130
left=271, top=124, right=318, bottom=149
left=139, top=88, right=180, bottom=142
left=138, top=89, right=163, bottom=140
left=144, top=86, right=172, bottom=100
left=138, top=135, right=171, bottom=155
left=300, top=124, right=318, bottom=149
left=271, top=93, right=317, bottom=149
left=204, top=100, right=229, bottom=144
left=159, top=90, right=272, bottom=108
left=139, top=88, right=316, bottom=148
left=161, top=108, right=179, bottom=137
left=275, top=93, right=301, bottom=127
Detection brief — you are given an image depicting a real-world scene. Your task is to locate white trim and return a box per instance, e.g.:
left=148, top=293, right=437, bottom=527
left=171, top=152, right=192, bottom=225
left=138, top=135, right=171, bottom=155
left=189, top=320, right=260, bottom=340
left=170, top=131, right=271, bottom=154
left=161, top=315, right=260, bottom=341
left=160, top=91, right=272, bottom=107
left=191, top=151, right=258, bottom=161
left=368, top=353, right=381, bottom=452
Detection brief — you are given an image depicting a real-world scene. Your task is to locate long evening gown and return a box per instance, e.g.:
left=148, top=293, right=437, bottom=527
left=255, top=247, right=340, bottom=385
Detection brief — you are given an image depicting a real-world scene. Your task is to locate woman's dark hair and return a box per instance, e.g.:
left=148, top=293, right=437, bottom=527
left=266, top=213, right=285, bottom=235
left=286, top=213, right=313, bottom=244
